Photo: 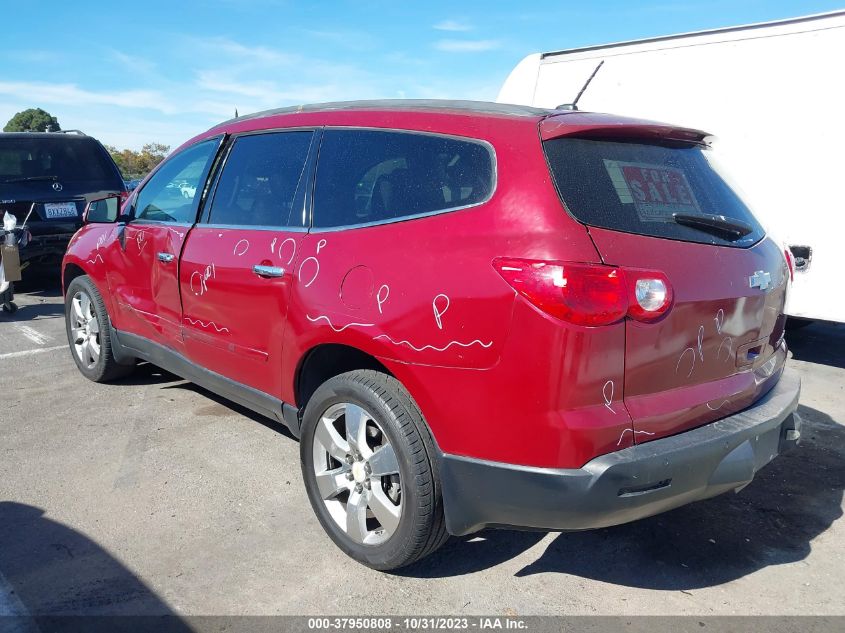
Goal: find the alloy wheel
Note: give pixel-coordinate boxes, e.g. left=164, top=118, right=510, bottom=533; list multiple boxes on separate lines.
left=70, top=290, right=101, bottom=370
left=311, top=402, right=402, bottom=546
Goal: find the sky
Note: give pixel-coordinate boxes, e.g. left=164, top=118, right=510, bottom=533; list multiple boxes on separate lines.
left=1, top=0, right=841, bottom=150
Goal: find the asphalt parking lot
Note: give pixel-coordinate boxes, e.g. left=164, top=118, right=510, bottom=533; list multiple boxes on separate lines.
left=1, top=272, right=843, bottom=617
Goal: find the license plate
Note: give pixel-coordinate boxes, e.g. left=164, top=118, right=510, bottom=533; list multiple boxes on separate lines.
left=44, top=202, right=78, bottom=219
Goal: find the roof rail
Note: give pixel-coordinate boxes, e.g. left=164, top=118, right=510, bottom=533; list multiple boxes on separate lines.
left=55, top=129, right=86, bottom=135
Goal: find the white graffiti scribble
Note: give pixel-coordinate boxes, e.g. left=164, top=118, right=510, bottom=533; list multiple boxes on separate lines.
left=602, top=380, right=615, bottom=413
left=706, top=400, right=731, bottom=411
left=433, top=294, right=450, bottom=330
left=184, top=317, right=229, bottom=333
left=374, top=334, right=492, bottom=353
left=677, top=323, right=706, bottom=378
left=714, top=308, right=725, bottom=334
left=306, top=314, right=374, bottom=332
left=135, top=230, right=147, bottom=253
left=277, top=237, right=297, bottom=265
left=675, top=346, right=696, bottom=377
left=95, top=234, right=107, bottom=250
left=299, top=257, right=319, bottom=288
left=86, top=254, right=104, bottom=265
left=696, top=325, right=705, bottom=362
left=317, top=238, right=327, bottom=254
left=377, top=284, right=390, bottom=314
left=270, top=237, right=277, bottom=254
left=190, top=263, right=216, bottom=296
left=716, top=336, right=734, bottom=362
left=616, top=428, right=657, bottom=446
left=233, top=239, right=249, bottom=256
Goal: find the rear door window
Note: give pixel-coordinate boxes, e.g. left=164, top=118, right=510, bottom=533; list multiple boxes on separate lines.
left=543, top=137, right=765, bottom=247
left=313, top=129, right=494, bottom=228
left=206, top=130, right=314, bottom=228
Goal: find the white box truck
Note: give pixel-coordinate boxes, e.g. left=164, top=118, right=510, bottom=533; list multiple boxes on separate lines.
left=498, top=10, right=845, bottom=323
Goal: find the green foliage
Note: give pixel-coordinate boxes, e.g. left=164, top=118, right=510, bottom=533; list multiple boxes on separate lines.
left=3, top=108, right=61, bottom=132
left=105, top=143, right=171, bottom=180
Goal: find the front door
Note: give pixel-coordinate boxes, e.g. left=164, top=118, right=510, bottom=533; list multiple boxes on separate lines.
left=109, top=138, right=221, bottom=349
left=179, top=129, right=317, bottom=397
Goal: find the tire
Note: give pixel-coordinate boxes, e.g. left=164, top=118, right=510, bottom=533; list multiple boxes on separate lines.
left=65, top=275, right=134, bottom=382
left=300, top=370, right=448, bottom=570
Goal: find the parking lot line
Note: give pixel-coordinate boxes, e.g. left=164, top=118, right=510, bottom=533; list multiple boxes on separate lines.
left=0, top=345, right=67, bottom=361
left=12, top=325, right=51, bottom=346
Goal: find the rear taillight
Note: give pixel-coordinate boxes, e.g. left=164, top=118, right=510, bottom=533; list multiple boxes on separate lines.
left=625, top=269, right=673, bottom=322
left=493, top=258, right=673, bottom=326
left=783, top=247, right=795, bottom=282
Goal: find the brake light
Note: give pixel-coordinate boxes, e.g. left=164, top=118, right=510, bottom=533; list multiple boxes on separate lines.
left=493, top=258, right=673, bottom=326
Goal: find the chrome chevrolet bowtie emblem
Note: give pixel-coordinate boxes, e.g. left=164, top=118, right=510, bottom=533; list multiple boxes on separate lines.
left=749, top=270, right=772, bottom=290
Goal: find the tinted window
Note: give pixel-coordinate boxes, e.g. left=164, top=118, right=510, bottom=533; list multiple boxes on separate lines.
left=313, top=130, right=494, bottom=228
left=543, top=137, right=765, bottom=247
left=207, top=131, right=313, bottom=228
left=0, top=137, right=119, bottom=184
left=135, top=139, right=218, bottom=224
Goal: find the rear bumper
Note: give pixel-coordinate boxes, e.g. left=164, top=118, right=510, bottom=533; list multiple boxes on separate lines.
left=440, top=367, right=801, bottom=536
left=20, top=231, right=74, bottom=263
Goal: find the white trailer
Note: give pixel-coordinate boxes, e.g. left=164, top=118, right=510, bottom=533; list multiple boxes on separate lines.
left=498, top=10, right=845, bottom=323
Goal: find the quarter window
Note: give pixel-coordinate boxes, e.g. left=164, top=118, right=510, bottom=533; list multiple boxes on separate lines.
left=313, top=129, right=494, bottom=228
left=134, top=139, right=219, bottom=224
left=207, top=131, right=314, bottom=228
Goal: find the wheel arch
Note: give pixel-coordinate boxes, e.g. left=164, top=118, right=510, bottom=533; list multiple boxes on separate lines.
left=294, top=343, right=394, bottom=411
left=62, top=262, right=87, bottom=298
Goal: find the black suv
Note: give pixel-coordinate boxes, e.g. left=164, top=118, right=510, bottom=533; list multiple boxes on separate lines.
left=0, top=131, right=125, bottom=270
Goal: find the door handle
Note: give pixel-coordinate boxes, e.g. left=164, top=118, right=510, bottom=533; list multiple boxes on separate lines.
left=253, top=264, right=285, bottom=278
left=157, top=252, right=175, bottom=263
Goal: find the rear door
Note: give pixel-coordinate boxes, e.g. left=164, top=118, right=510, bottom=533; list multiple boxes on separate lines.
left=543, top=131, right=789, bottom=442
left=179, top=128, right=317, bottom=397
left=109, top=138, right=220, bottom=348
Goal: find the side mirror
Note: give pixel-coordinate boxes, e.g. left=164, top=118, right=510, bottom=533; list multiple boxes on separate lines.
left=83, top=195, right=122, bottom=224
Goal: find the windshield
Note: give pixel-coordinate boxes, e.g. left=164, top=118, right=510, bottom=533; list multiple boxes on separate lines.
left=543, top=137, right=765, bottom=247
left=0, top=137, right=119, bottom=183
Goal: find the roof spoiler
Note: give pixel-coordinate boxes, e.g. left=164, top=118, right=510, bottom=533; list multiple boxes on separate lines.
left=540, top=112, right=710, bottom=145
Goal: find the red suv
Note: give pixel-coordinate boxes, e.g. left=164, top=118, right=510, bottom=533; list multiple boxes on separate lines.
left=62, top=101, right=801, bottom=570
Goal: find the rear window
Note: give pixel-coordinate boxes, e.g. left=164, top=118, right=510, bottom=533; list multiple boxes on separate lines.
left=543, top=137, right=765, bottom=247
left=313, top=129, right=494, bottom=229
left=0, top=137, right=118, bottom=183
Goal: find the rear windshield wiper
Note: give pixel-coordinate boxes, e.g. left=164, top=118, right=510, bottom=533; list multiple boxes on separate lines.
left=0, top=175, right=58, bottom=184
left=672, top=213, right=754, bottom=241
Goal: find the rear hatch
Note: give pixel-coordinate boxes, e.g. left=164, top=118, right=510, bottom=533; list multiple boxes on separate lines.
left=0, top=134, right=124, bottom=236
left=542, top=114, right=789, bottom=443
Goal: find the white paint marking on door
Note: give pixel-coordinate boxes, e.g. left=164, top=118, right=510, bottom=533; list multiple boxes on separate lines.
left=13, top=324, right=51, bottom=346
left=0, top=345, right=67, bottom=360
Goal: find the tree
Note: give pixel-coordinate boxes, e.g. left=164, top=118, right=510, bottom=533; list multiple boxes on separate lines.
left=3, top=108, right=61, bottom=132
left=105, top=143, right=171, bottom=180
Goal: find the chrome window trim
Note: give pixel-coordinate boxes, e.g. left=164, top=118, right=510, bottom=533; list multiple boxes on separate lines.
left=201, top=223, right=309, bottom=233
left=311, top=126, right=498, bottom=232
left=129, top=219, right=193, bottom=228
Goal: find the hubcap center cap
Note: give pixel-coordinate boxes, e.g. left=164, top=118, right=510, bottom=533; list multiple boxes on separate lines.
left=351, top=461, right=367, bottom=484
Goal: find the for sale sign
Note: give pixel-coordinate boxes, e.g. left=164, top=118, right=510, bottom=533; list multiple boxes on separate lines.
left=604, top=160, right=701, bottom=222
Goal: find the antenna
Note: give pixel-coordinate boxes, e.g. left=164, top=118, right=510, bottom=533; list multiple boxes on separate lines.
left=556, top=60, right=605, bottom=111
